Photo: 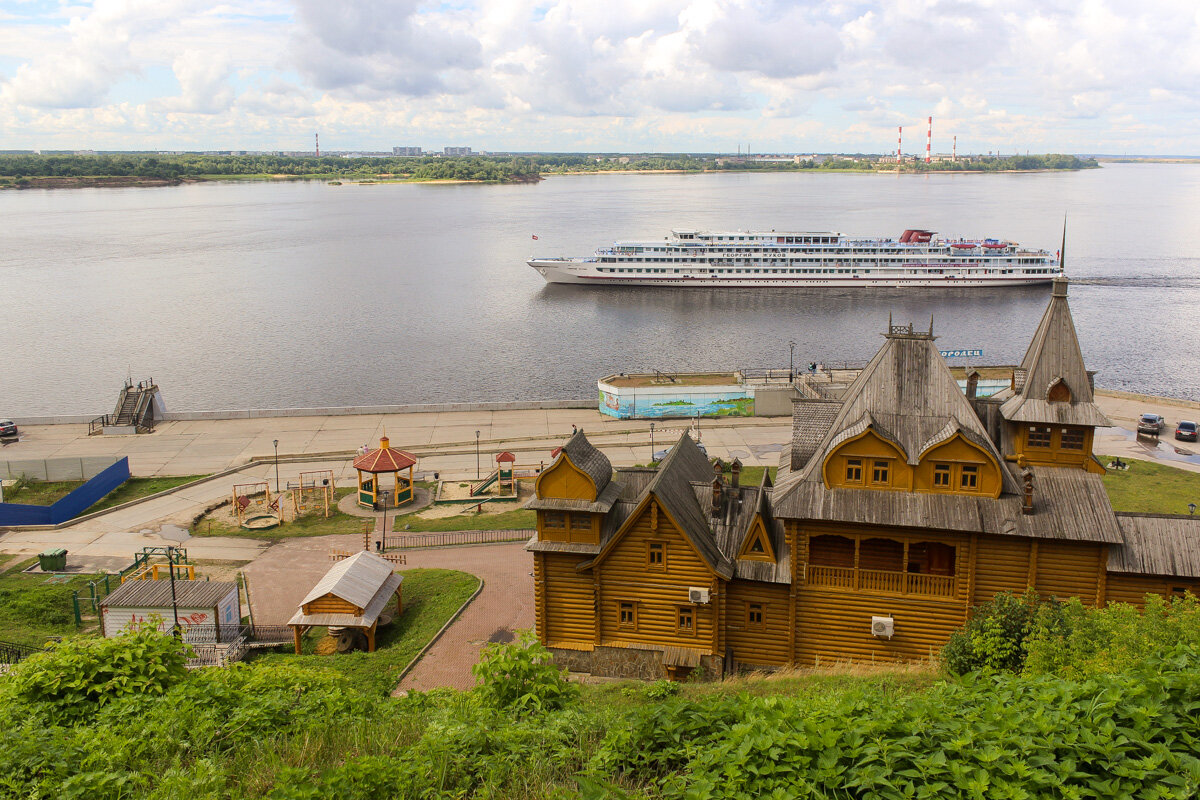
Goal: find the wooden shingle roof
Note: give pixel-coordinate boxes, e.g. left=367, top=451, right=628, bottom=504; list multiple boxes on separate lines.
left=790, top=399, right=843, bottom=470
left=1111, top=513, right=1200, bottom=578
left=559, top=430, right=613, bottom=494
left=781, top=324, right=1018, bottom=494
left=299, top=550, right=398, bottom=610
left=999, top=278, right=1111, bottom=427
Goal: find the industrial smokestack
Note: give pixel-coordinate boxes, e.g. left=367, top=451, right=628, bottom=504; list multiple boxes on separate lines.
left=926, top=117, right=932, bottom=163
left=315, top=132, right=320, bottom=158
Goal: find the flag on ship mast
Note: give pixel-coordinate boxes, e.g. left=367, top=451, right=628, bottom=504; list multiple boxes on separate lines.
left=532, top=234, right=539, bottom=240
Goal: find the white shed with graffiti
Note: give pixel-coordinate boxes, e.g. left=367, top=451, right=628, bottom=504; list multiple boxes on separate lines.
left=100, top=580, right=240, bottom=641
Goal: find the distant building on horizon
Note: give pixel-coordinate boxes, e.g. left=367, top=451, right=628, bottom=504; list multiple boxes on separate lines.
left=393, top=146, right=423, bottom=156
left=443, top=146, right=472, bottom=156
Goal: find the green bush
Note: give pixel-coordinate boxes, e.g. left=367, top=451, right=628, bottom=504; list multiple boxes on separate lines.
left=942, top=589, right=1058, bottom=674
left=5, top=626, right=188, bottom=723
left=1025, top=593, right=1200, bottom=679
left=471, top=632, right=578, bottom=714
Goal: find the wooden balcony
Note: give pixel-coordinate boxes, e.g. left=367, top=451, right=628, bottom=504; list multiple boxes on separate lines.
left=805, top=564, right=955, bottom=597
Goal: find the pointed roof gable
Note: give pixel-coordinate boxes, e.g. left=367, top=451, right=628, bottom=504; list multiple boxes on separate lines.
left=581, top=432, right=733, bottom=578
left=1000, top=277, right=1111, bottom=427
left=558, top=429, right=613, bottom=494
left=781, top=321, right=1017, bottom=494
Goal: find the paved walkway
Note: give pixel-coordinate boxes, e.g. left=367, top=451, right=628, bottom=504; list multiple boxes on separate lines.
left=240, top=535, right=532, bottom=691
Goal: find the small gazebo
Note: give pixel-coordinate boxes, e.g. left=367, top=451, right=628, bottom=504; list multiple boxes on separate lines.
left=354, top=435, right=418, bottom=509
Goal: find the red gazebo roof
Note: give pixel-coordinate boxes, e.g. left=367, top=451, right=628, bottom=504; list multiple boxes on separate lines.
left=496, top=451, right=516, bottom=463
left=354, top=436, right=417, bottom=473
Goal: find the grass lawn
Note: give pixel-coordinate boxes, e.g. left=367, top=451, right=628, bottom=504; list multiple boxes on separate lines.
left=251, top=568, right=479, bottom=696
left=0, top=558, right=105, bottom=646
left=1100, top=456, right=1200, bottom=515
left=2, top=475, right=207, bottom=513
left=389, top=506, right=534, bottom=532
left=636, top=463, right=776, bottom=486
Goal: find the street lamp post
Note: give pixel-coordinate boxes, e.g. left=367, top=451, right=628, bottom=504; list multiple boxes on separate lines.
left=650, top=422, right=656, bottom=463
left=789, top=340, right=796, bottom=382
left=475, top=430, right=481, bottom=479
left=272, top=439, right=280, bottom=494
left=167, top=545, right=181, bottom=639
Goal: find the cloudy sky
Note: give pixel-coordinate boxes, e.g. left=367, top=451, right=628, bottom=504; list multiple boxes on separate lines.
left=1, top=0, right=1197, bottom=154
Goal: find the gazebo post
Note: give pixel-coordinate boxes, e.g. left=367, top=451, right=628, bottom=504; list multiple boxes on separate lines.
left=292, top=625, right=303, bottom=655
left=367, top=623, right=377, bottom=652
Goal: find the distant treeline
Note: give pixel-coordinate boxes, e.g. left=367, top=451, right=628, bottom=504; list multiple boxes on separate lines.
left=0, top=152, right=1099, bottom=185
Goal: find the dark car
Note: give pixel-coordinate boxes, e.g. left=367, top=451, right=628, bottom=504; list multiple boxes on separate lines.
left=0, top=420, right=16, bottom=437
left=1176, top=421, right=1198, bottom=442
left=1137, top=413, right=1166, bottom=436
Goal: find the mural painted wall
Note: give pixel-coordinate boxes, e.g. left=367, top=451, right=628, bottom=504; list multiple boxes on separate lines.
left=598, top=383, right=754, bottom=419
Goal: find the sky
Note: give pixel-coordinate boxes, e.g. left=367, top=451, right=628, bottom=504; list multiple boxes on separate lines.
left=1, top=0, right=1198, bottom=154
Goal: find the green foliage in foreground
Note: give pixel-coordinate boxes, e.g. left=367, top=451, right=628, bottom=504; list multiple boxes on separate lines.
left=3, top=597, right=1200, bottom=798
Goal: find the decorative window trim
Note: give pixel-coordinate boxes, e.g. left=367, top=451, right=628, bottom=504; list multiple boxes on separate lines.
left=932, top=463, right=951, bottom=487
left=871, top=459, right=891, bottom=486
left=618, top=601, right=638, bottom=630
left=745, top=602, right=765, bottom=629
left=845, top=458, right=864, bottom=484
left=646, top=541, right=666, bottom=571
left=676, top=605, right=695, bottom=636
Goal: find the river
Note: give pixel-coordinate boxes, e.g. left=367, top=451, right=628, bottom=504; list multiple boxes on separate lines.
left=2, top=163, right=1198, bottom=416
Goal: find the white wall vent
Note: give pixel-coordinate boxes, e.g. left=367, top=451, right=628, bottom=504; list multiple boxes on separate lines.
left=688, top=587, right=711, bottom=604
left=871, top=616, right=894, bottom=638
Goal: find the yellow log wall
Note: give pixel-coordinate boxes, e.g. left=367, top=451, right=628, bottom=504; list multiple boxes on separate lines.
left=542, top=552, right=595, bottom=647
left=724, top=581, right=791, bottom=666
left=1105, top=574, right=1200, bottom=607
left=971, top=536, right=1033, bottom=606
left=1033, top=540, right=1103, bottom=605
left=794, top=590, right=965, bottom=665
left=303, top=595, right=359, bottom=615
left=595, top=500, right=716, bottom=652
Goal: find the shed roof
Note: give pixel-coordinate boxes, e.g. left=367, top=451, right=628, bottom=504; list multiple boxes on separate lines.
left=287, top=572, right=403, bottom=629
left=102, top=580, right=237, bottom=609
left=999, top=278, right=1111, bottom=427
left=299, top=550, right=399, bottom=609
left=1110, top=513, right=1200, bottom=578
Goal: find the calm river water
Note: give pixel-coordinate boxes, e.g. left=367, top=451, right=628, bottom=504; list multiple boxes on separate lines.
left=2, top=164, right=1199, bottom=416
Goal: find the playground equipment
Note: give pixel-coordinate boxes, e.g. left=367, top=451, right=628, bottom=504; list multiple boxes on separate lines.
left=232, top=482, right=281, bottom=529
left=121, top=562, right=196, bottom=583
left=354, top=435, right=417, bottom=509
left=293, top=470, right=335, bottom=518
left=469, top=451, right=544, bottom=497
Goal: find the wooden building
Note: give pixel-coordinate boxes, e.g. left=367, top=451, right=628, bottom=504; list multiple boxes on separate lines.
left=287, top=551, right=403, bottom=653
left=527, top=278, right=1200, bottom=679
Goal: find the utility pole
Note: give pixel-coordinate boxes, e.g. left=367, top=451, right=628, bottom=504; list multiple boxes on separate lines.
left=475, top=430, right=481, bottom=479
left=167, top=545, right=181, bottom=638
left=789, top=340, right=796, bottom=382
left=650, top=422, right=656, bottom=463
left=272, top=439, right=280, bottom=494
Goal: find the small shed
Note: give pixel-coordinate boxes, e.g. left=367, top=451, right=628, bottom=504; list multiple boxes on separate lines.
left=286, top=551, right=403, bottom=653
left=100, top=580, right=240, bottom=640
left=354, top=434, right=418, bottom=509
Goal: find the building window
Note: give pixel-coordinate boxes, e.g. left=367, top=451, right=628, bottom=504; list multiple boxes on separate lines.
left=1027, top=426, right=1052, bottom=448
left=647, top=542, right=666, bottom=570
left=845, top=458, right=863, bottom=483
left=619, top=602, right=637, bottom=629
left=933, top=463, right=951, bottom=487
left=746, top=602, right=765, bottom=628
left=871, top=460, right=890, bottom=485
left=960, top=465, right=979, bottom=490
left=544, top=511, right=566, bottom=528
left=1060, top=428, right=1085, bottom=450
left=569, top=514, right=591, bottom=532
left=676, top=606, right=694, bottom=635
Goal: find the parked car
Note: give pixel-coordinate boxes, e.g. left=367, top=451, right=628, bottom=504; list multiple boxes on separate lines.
left=0, top=420, right=16, bottom=437
left=653, top=442, right=707, bottom=462
left=1176, top=421, right=1198, bottom=442
left=1137, top=413, right=1166, bottom=436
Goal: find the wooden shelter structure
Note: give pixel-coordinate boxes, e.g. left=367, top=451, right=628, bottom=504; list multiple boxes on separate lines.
left=286, top=551, right=403, bottom=653
left=354, top=435, right=417, bottom=509
left=526, top=277, right=1200, bottom=680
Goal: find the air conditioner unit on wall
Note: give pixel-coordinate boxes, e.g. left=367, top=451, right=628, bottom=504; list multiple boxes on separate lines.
left=688, top=587, right=711, bottom=604
left=871, top=616, right=894, bottom=638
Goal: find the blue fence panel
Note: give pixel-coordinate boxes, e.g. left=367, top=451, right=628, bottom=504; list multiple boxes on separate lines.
left=48, top=458, right=130, bottom=524
left=0, top=457, right=130, bottom=526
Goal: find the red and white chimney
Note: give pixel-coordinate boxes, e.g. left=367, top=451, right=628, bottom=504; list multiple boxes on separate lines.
left=926, top=117, right=932, bottom=163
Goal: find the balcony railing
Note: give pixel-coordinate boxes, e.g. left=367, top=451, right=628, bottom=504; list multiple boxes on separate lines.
left=805, top=564, right=955, bottom=597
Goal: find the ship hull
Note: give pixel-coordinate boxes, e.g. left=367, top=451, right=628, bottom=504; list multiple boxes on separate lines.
left=529, top=259, right=1058, bottom=288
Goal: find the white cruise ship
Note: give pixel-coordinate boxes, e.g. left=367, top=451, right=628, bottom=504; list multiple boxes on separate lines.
left=528, top=228, right=1061, bottom=287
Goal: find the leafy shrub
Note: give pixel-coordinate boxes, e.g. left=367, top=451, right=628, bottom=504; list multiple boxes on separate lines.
left=472, top=632, right=578, bottom=714
left=1025, top=594, right=1200, bottom=679
left=5, top=626, right=188, bottom=722
left=942, top=589, right=1060, bottom=674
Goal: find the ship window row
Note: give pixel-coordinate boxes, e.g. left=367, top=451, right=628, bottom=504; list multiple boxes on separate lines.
left=596, top=266, right=1044, bottom=276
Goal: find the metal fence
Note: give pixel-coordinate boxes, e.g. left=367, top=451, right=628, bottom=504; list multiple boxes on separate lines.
left=389, top=529, right=533, bottom=549
left=0, top=639, right=45, bottom=666
left=0, top=457, right=131, bottom=525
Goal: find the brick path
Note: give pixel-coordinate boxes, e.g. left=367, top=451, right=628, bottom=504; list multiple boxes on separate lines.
left=241, top=536, right=533, bottom=691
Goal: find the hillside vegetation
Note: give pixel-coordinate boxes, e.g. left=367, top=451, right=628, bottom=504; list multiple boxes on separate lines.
left=2, top=593, right=1199, bottom=798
